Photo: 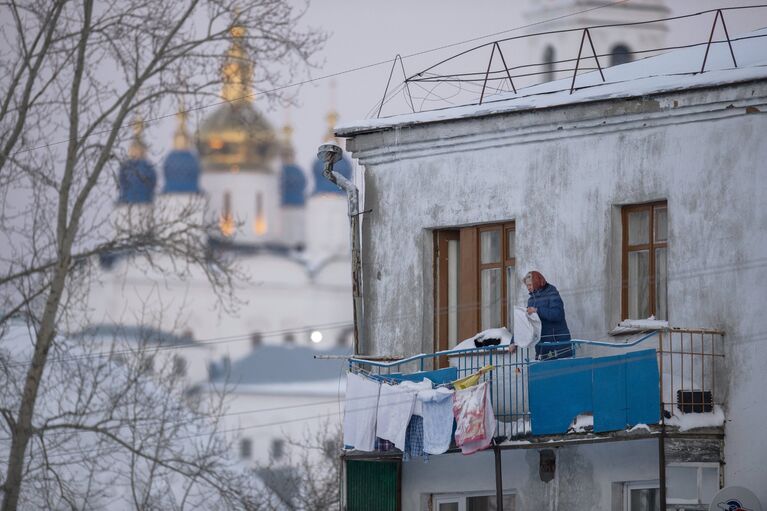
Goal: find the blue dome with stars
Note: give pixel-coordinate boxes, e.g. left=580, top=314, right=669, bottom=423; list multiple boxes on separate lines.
left=118, top=158, right=157, bottom=204
left=163, top=150, right=200, bottom=194
left=281, top=163, right=306, bottom=206
left=311, top=154, right=352, bottom=195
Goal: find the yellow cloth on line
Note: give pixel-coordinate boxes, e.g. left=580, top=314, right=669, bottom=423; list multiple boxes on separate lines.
left=452, top=364, right=494, bottom=390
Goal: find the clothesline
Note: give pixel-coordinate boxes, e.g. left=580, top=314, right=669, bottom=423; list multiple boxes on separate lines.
left=343, top=365, right=498, bottom=459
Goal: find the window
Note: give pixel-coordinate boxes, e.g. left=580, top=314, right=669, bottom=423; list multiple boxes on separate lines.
left=624, top=481, right=660, bottom=511
left=433, top=491, right=516, bottom=511
left=620, top=465, right=719, bottom=510
left=270, top=438, right=284, bottom=460
left=542, top=45, right=556, bottom=83
left=219, top=191, right=235, bottom=237
left=172, top=355, right=187, bottom=377
left=239, top=438, right=253, bottom=459
left=666, top=463, right=719, bottom=507
left=621, top=201, right=667, bottom=320
left=435, top=223, right=516, bottom=354
left=610, top=44, right=633, bottom=66
left=253, top=191, right=267, bottom=235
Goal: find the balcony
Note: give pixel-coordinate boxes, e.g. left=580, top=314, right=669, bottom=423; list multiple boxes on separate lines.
left=347, top=326, right=725, bottom=450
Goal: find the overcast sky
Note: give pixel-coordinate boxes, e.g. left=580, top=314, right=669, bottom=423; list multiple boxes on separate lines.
left=102, top=0, right=767, bottom=186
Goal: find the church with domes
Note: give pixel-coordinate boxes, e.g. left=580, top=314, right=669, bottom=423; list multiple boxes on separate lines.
left=89, top=23, right=355, bottom=384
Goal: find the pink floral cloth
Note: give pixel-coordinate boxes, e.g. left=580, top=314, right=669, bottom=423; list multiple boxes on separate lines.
left=452, top=382, right=495, bottom=454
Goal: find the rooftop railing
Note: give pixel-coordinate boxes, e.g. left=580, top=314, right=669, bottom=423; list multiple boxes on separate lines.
left=372, top=5, right=767, bottom=118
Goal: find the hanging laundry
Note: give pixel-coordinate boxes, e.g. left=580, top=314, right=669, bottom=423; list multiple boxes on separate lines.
left=404, top=415, right=425, bottom=460
left=375, top=437, right=395, bottom=452
left=453, top=381, right=496, bottom=455
left=419, top=386, right=455, bottom=455
left=376, top=379, right=432, bottom=450
left=343, top=372, right=381, bottom=452
left=452, top=364, right=494, bottom=391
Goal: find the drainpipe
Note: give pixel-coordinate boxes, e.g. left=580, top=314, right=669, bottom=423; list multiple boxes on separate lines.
left=317, top=143, right=364, bottom=355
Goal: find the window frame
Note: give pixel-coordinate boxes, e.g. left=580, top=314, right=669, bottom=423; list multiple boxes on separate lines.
left=621, top=201, right=668, bottom=320
left=623, top=480, right=660, bottom=511
left=432, top=490, right=517, bottom=511
left=665, top=462, right=720, bottom=506
left=434, top=222, right=516, bottom=357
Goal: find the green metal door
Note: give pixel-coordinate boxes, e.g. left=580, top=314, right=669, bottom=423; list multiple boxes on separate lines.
left=345, top=460, right=400, bottom=511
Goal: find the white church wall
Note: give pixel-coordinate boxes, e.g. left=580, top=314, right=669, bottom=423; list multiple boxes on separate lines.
left=202, top=171, right=281, bottom=243
left=305, top=195, right=350, bottom=256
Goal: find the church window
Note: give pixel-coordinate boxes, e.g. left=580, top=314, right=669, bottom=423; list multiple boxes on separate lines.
left=542, top=45, right=556, bottom=83
left=610, top=44, right=633, bottom=66
left=240, top=438, right=253, bottom=459
left=172, top=355, right=187, bottom=377
left=253, top=192, right=268, bottom=235
left=270, top=438, right=284, bottom=460
left=219, top=191, right=235, bottom=237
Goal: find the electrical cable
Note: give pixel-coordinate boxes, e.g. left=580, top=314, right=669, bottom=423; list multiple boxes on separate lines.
left=8, top=0, right=634, bottom=158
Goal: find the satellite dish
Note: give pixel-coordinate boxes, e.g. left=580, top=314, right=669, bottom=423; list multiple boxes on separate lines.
left=709, top=486, right=762, bottom=511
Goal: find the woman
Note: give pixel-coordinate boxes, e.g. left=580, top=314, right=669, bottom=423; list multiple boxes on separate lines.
left=524, top=271, right=573, bottom=360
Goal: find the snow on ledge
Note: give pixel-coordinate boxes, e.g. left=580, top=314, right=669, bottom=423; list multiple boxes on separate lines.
left=617, top=318, right=669, bottom=331
left=666, top=406, right=725, bottom=431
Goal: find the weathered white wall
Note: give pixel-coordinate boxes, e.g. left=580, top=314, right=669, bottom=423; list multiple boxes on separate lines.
left=402, top=439, right=659, bottom=510
left=345, top=80, right=767, bottom=503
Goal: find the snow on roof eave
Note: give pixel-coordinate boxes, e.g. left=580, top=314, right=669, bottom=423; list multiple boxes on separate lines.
left=336, top=28, right=767, bottom=137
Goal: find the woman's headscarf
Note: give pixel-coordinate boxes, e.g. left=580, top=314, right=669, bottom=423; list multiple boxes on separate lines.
left=525, top=270, right=547, bottom=291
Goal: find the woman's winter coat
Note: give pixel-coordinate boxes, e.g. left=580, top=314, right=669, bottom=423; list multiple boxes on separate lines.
left=527, top=283, right=573, bottom=359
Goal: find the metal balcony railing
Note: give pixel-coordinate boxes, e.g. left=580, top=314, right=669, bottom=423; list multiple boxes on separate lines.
left=347, top=326, right=725, bottom=443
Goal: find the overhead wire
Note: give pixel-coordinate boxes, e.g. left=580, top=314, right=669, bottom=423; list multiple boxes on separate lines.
left=9, top=0, right=632, bottom=158
left=4, top=256, right=767, bottom=368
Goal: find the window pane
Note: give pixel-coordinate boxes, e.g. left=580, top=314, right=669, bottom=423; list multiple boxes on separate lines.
left=630, top=488, right=659, bottom=511
left=481, top=268, right=502, bottom=329
left=481, top=230, right=501, bottom=264
left=506, top=229, right=515, bottom=259
left=448, top=240, right=460, bottom=348
left=654, top=206, right=668, bottom=242
left=467, top=495, right=516, bottom=511
left=667, top=466, right=698, bottom=501
left=506, top=266, right=516, bottom=331
left=627, top=250, right=650, bottom=319
left=439, top=503, right=459, bottom=511
left=628, top=210, right=650, bottom=245
left=655, top=247, right=668, bottom=320
left=700, top=467, right=719, bottom=504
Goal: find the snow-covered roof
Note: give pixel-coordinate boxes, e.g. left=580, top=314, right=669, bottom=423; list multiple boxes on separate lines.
left=211, top=343, right=351, bottom=387
left=336, top=28, right=767, bottom=136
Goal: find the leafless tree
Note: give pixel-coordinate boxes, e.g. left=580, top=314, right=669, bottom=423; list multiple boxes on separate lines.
left=256, top=421, right=342, bottom=511
left=1, top=320, right=288, bottom=509
left=0, top=0, right=324, bottom=509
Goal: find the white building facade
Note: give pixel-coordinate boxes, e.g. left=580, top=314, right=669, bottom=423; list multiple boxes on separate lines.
left=337, top=26, right=767, bottom=511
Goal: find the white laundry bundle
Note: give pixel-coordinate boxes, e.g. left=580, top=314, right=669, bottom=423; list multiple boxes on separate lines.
left=513, top=306, right=542, bottom=348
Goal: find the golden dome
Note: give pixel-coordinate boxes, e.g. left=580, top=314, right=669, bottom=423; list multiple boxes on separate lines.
left=196, top=22, right=277, bottom=172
